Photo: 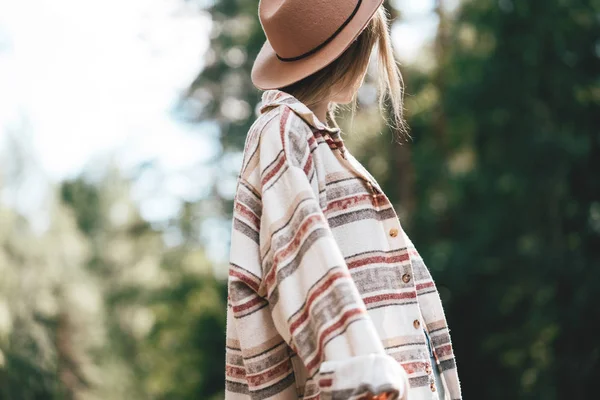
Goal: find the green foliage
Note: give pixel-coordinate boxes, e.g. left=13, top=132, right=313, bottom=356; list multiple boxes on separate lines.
left=0, top=168, right=227, bottom=400
left=184, top=0, right=265, bottom=151
left=401, top=1, right=600, bottom=398
left=141, top=271, right=227, bottom=399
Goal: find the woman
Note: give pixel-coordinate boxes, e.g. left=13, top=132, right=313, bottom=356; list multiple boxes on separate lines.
left=225, top=1, right=462, bottom=399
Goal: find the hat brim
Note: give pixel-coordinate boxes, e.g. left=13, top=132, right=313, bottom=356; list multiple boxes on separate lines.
left=251, top=0, right=385, bottom=90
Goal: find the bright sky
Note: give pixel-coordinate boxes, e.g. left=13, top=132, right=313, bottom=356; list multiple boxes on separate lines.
left=0, top=0, right=455, bottom=261
left=0, top=0, right=215, bottom=227
left=0, top=0, right=214, bottom=176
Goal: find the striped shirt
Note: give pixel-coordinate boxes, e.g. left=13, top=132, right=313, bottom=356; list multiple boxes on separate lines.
left=225, top=89, right=462, bottom=400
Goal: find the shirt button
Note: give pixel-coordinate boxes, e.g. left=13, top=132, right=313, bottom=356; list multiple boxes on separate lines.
left=425, top=364, right=432, bottom=375
left=402, top=273, right=411, bottom=283
left=430, top=381, right=437, bottom=392
left=389, top=228, right=399, bottom=237
left=413, top=319, right=421, bottom=329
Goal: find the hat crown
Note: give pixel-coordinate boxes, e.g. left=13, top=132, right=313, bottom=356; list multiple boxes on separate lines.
left=259, top=0, right=360, bottom=60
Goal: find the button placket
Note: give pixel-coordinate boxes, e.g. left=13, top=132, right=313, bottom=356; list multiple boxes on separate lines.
left=343, top=149, right=425, bottom=384
left=337, top=149, right=419, bottom=343
left=425, top=364, right=432, bottom=375
left=430, top=381, right=437, bottom=392
left=364, top=180, right=380, bottom=207
left=336, top=151, right=384, bottom=211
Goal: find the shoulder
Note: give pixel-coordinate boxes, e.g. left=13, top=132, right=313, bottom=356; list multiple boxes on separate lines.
left=250, top=104, right=314, bottom=169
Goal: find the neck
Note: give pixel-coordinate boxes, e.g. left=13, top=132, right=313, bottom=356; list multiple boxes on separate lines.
left=309, top=101, right=331, bottom=127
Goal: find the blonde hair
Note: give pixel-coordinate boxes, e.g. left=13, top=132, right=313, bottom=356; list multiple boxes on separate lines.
left=280, top=6, right=409, bottom=140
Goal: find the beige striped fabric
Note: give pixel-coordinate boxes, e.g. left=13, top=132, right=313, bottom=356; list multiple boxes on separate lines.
left=225, top=89, right=462, bottom=400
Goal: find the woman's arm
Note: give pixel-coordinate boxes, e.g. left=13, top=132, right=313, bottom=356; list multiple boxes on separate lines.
left=251, top=110, right=409, bottom=399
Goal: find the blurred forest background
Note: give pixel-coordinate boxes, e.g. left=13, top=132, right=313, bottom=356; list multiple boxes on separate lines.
left=1, top=0, right=599, bottom=399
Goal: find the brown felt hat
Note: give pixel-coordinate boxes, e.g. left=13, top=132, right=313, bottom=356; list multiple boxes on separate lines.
left=251, top=0, right=385, bottom=90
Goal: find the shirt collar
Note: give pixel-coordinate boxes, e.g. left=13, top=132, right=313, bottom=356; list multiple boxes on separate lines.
left=258, top=89, right=346, bottom=152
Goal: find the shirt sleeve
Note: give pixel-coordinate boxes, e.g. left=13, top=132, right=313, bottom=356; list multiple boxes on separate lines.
left=256, top=109, right=410, bottom=399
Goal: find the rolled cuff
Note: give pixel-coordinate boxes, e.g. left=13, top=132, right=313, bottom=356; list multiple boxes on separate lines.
left=316, top=353, right=409, bottom=400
